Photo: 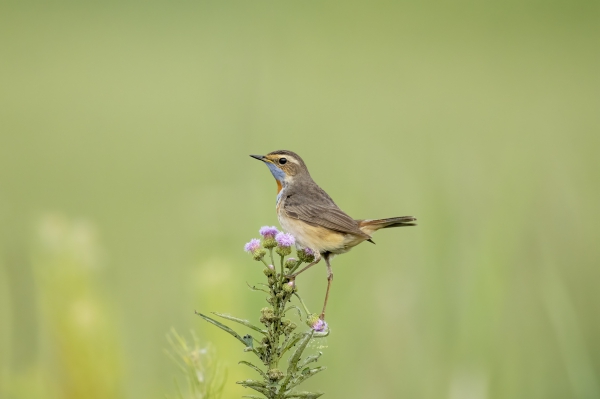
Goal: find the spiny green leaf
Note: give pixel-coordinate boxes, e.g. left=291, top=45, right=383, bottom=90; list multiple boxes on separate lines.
left=298, top=352, right=322, bottom=369
left=238, top=383, right=273, bottom=397
left=195, top=311, right=247, bottom=345
left=286, top=367, right=326, bottom=390
left=237, top=379, right=268, bottom=388
left=285, top=391, right=324, bottom=399
left=239, top=361, right=268, bottom=380
left=286, top=331, right=314, bottom=375
left=280, top=333, right=303, bottom=357
left=213, top=312, right=267, bottom=335
left=278, top=331, right=315, bottom=396
left=246, top=281, right=271, bottom=294
left=195, top=311, right=262, bottom=359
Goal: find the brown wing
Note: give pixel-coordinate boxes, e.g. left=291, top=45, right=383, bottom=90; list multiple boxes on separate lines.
left=283, top=197, right=370, bottom=238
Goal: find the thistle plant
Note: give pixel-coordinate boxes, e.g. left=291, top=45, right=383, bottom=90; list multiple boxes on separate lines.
left=195, top=226, right=329, bottom=399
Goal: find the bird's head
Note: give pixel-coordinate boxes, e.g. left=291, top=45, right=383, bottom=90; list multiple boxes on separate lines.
left=250, top=150, right=310, bottom=193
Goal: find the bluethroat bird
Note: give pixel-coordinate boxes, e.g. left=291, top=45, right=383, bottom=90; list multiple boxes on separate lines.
left=251, top=150, right=416, bottom=320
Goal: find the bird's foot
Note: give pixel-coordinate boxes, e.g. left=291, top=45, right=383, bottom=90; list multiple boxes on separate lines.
left=319, top=312, right=325, bottom=321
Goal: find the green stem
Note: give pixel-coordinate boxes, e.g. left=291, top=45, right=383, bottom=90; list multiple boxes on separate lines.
left=268, top=248, right=275, bottom=268
left=270, top=267, right=284, bottom=370
left=294, top=293, right=311, bottom=317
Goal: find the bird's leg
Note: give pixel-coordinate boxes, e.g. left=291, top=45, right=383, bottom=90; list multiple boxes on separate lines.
left=287, top=252, right=321, bottom=279
left=320, top=254, right=333, bottom=320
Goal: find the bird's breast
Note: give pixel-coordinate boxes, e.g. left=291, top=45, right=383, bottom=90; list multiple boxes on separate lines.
left=275, top=187, right=285, bottom=213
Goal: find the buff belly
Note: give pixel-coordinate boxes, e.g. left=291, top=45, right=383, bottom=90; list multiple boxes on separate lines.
left=278, top=213, right=366, bottom=255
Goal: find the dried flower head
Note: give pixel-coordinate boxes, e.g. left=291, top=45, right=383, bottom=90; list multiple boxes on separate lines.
left=312, top=319, right=328, bottom=332
left=267, top=368, right=284, bottom=382
left=306, top=314, right=328, bottom=332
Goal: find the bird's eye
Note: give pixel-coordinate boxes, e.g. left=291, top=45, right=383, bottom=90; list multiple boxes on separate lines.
left=278, top=158, right=287, bottom=165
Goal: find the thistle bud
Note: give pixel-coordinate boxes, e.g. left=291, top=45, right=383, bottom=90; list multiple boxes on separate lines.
left=267, top=368, right=284, bottom=382
left=260, top=307, right=277, bottom=324
left=260, top=307, right=273, bottom=315
left=263, top=237, right=277, bottom=249
left=297, top=247, right=315, bottom=263
left=283, top=280, right=295, bottom=293
left=263, top=264, right=275, bottom=276
left=253, top=249, right=267, bottom=261
left=284, top=258, right=297, bottom=270
left=275, top=246, right=292, bottom=257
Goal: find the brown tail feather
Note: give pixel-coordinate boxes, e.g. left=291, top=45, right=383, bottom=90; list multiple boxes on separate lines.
left=358, top=216, right=417, bottom=235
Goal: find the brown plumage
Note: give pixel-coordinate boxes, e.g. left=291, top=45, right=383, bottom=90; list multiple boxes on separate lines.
left=251, top=150, right=416, bottom=320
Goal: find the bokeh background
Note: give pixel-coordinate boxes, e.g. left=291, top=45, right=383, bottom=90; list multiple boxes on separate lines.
left=1, top=1, right=599, bottom=398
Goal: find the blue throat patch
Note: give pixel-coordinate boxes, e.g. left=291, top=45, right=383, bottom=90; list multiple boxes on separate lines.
left=266, top=162, right=286, bottom=183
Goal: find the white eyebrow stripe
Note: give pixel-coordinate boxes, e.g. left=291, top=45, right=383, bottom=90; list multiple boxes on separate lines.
left=283, top=156, right=298, bottom=164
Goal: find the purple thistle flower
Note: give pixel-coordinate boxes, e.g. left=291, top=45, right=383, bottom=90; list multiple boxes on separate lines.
left=304, top=247, right=314, bottom=256
left=244, top=238, right=261, bottom=253
left=311, top=318, right=328, bottom=332
left=275, top=232, right=295, bottom=248
left=259, top=226, right=279, bottom=239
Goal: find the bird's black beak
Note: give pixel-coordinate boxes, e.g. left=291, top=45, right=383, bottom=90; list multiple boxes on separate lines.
left=250, top=154, right=266, bottom=162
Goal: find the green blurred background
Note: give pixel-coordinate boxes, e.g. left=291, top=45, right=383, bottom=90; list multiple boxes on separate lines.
left=1, top=1, right=599, bottom=398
